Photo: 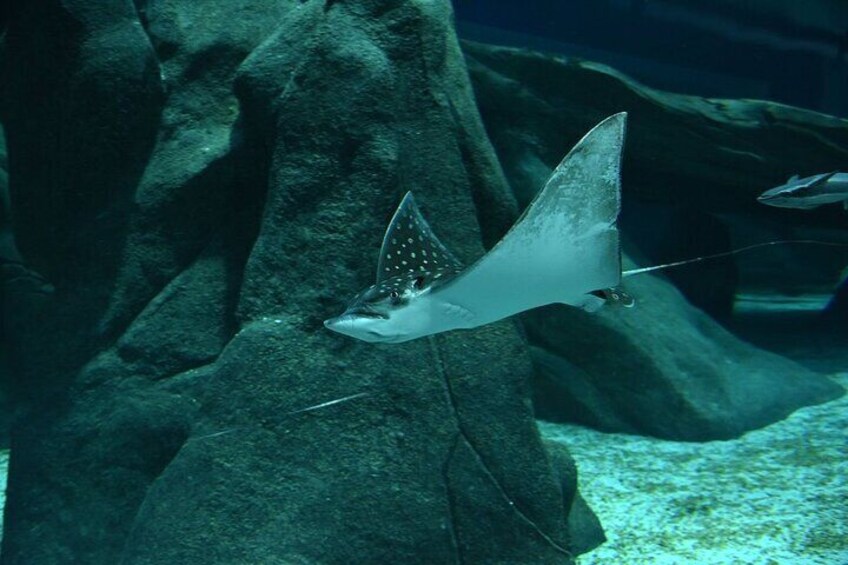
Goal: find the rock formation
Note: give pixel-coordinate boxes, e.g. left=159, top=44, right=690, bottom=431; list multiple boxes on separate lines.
left=0, top=1, right=597, bottom=562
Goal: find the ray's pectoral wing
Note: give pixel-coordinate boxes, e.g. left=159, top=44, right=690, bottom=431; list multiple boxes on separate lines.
left=376, top=192, right=462, bottom=282
left=437, top=113, right=627, bottom=326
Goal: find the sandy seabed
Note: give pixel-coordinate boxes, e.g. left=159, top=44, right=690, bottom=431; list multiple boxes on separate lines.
left=0, top=384, right=843, bottom=563
left=540, top=373, right=848, bottom=565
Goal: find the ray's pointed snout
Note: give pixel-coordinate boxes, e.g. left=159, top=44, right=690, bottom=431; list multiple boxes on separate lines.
left=324, top=315, right=341, bottom=331
left=324, top=314, right=353, bottom=336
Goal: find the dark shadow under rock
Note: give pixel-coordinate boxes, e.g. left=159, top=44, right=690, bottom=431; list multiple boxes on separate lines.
left=823, top=276, right=848, bottom=324
left=544, top=440, right=606, bottom=556
left=0, top=377, right=195, bottom=563
left=0, top=0, right=165, bottom=396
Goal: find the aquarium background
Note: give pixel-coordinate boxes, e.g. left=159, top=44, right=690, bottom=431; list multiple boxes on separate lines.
left=0, top=1, right=846, bottom=563
left=455, top=0, right=848, bottom=118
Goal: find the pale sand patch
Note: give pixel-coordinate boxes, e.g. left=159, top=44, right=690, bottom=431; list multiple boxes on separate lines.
left=540, top=373, right=848, bottom=565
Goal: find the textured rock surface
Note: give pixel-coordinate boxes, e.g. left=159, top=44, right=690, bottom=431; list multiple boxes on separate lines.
left=123, top=320, right=584, bottom=563
left=544, top=440, right=606, bottom=556
left=0, top=1, right=597, bottom=563
left=463, top=41, right=844, bottom=441
left=526, top=264, right=842, bottom=441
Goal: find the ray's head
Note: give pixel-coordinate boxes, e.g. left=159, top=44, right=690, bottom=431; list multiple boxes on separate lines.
left=324, top=191, right=464, bottom=343
left=324, top=268, right=453, bottom=343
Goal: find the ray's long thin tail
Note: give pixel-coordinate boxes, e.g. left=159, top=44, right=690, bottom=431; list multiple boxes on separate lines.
left=622, top=240, right=848, bottom=278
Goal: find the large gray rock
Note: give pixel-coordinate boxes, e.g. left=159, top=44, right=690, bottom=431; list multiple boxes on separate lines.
left=526, top=259, right=842, bottom=441
left=0, top=1, right=598, bottom=563
left=123, top=319, right=584, bottom=563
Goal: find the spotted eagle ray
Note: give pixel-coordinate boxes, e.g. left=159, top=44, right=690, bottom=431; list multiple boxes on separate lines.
left=324, top=113, right=628, bottom=343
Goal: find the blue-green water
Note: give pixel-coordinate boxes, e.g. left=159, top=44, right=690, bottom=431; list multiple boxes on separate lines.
left=1, top=1, right=846, bottom=563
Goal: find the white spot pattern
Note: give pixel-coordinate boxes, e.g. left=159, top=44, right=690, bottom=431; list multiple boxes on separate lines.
left=376, top=192, right=462, bottom=284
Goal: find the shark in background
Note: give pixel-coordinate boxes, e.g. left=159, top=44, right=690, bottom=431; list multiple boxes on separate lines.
left=757, top=171, right=848, bottom=210
left=325, top=113, right=629, bottom=344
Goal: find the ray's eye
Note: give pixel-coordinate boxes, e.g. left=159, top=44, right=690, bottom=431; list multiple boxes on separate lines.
left=389, top=290, right=400, bottom=303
